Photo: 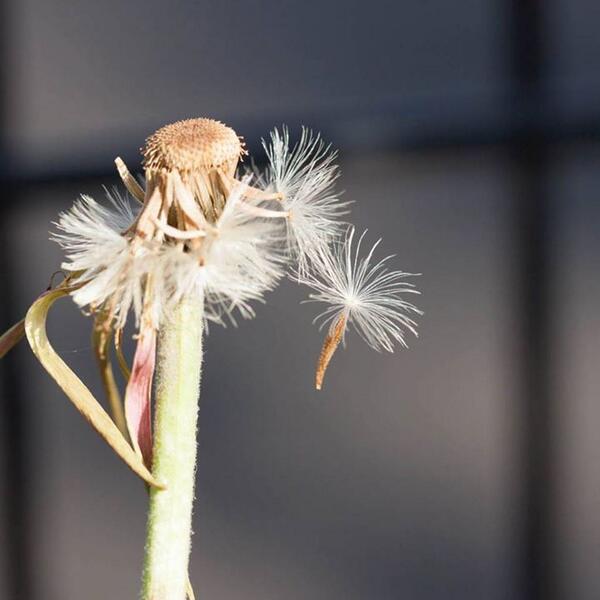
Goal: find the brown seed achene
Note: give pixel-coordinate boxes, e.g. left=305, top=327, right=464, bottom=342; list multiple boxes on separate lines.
left=315, top=313, right=347, bottom=390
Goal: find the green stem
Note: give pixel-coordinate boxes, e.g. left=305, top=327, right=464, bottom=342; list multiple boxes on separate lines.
left=141, top=300, right=204, bottom=600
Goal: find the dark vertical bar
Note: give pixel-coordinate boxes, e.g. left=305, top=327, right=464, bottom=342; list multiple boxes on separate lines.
left=512, top=141, right=558, bottom=600
left=0, top=211, right=35, bottom=600
left=0, top=0, right=35, bottom=598
left=509, top=2, right=559, bottom=600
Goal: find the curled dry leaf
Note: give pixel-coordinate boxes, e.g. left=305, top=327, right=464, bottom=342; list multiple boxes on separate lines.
left=25, top=287, right=164, bottom=489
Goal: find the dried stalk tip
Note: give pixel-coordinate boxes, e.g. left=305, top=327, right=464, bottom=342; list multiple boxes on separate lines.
left=142, top=118, right=245, bottom=173
left=315, top=314, right=347, bottom=390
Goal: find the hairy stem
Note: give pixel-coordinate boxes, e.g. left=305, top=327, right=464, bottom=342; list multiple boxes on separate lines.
left=141, top=300, right=204, bottom=600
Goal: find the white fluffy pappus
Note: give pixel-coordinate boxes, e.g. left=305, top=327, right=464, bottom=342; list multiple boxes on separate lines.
left=51, top=190, right=160, bottom=328
left=159, top=179, right=285, bottom=325
left=52, top=180, right=287, bottom=329
left=263, top=127, right=350, bottom=270
left=297, top=226, right=422, bottom=353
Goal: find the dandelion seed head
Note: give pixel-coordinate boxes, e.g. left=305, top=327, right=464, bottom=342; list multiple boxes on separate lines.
left=53, top=119, right=413, bottom=352
left=44, top=117, right=423, bottom=394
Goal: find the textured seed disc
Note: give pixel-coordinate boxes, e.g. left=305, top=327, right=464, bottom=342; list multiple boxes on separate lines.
left=142, top=118, right=243, bottom=172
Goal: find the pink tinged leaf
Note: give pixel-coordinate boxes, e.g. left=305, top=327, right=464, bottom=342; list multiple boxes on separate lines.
left=125, top=328, right=156, bottom=468
left=0, top=319, right=26, bottom=359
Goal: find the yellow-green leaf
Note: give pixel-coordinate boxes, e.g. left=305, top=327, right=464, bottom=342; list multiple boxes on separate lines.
left=25, top=288, right=164, bottom=489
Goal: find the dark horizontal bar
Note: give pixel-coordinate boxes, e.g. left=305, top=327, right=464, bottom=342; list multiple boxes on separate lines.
left=1, top=89, right=600, bottom=187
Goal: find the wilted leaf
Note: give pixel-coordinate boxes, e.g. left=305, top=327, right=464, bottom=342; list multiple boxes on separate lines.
left=25, top=287, right=164, bottom=489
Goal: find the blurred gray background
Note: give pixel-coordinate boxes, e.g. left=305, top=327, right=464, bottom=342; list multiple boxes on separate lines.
left=0, top=1, right=599, bottom=600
